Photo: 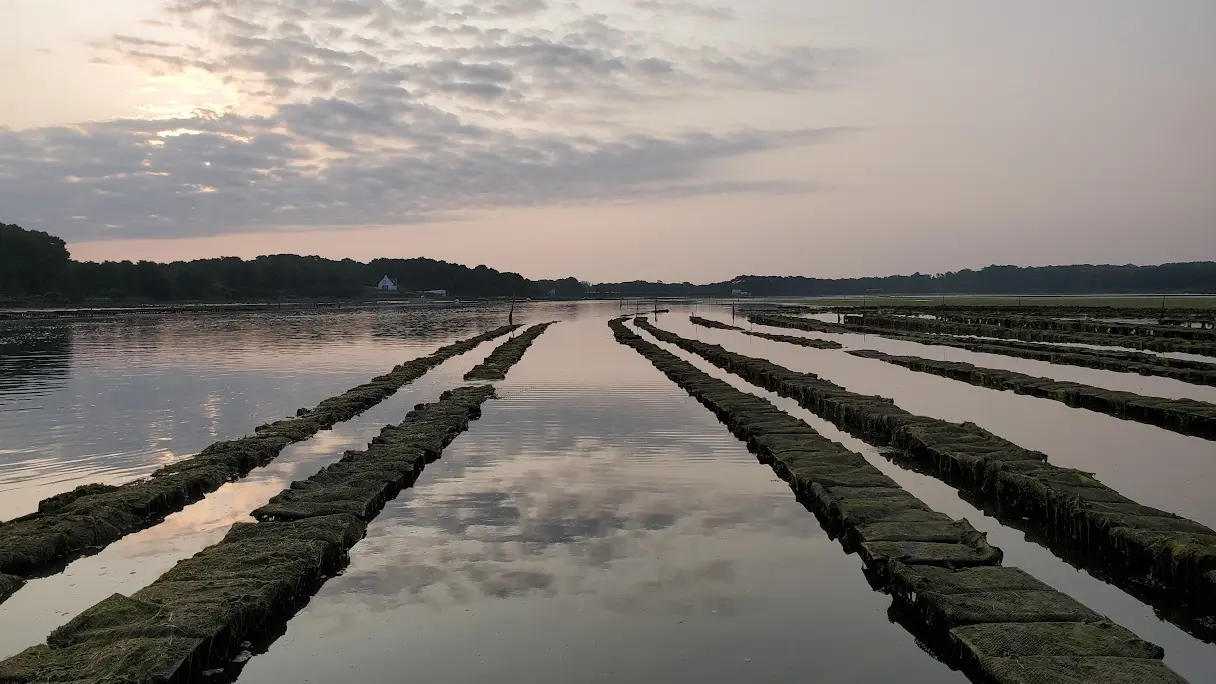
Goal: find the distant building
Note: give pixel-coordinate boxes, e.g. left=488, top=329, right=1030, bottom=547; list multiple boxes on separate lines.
left=547, top=288, right=557, bottom=297
left=423, top=289, right=447, bottom=297
left=731, top=288, right=749, bottom=297
left=377, top=276, right=398, bottom=292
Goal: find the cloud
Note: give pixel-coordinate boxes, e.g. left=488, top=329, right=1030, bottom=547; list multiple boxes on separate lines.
left=633, top=0, right=735, bottom=21
left=0, top=0, right=861, bottom=242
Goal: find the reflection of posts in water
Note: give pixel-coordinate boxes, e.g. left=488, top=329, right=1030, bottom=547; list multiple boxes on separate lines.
left=0, top=325, right=72, bottom=397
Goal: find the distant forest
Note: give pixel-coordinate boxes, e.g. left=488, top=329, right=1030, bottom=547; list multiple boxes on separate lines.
left=2, top=223, right=1214, bottom=304
left=594, top=263, right=1216, bottom=298
left=0, top=223, right=581, bottom=302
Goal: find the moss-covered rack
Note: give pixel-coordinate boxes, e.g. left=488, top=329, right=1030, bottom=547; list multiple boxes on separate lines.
left=613, top=318, right=1187, bottom=684
left=749, top=313, right=1216, bottom=387
left=464, top=322, right=554, bottom=381
left=634, top=317, right=1216, bottom=615
left=689, top=315, right=842, bottom=349
left=911, top=311, right=1216, bottom=342
left=843, top=313, right=1216, bottom=356
left=848, top=349, right=1216, bottom=440
left=0, top=324, right=550, bottom=681
left=0, top=385, right=495, bottom=683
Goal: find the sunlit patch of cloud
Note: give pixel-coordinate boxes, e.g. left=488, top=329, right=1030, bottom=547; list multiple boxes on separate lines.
left=0, top=0, right=862, bottom=241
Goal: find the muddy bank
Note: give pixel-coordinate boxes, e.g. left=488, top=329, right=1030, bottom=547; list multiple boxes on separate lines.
left=634, top=318, right=1216, bottom=614
left=0, top=383, right=499, bottom=683
left=848, top=350, right=1216, bottom=440
left=841, top=314, right=1216, bottom=356
left=612, top=318, right=1186, bottom=684
left=752, top=313, right=1216, bottom=386
left=464, top=323, right=554, bottom=381
left=691, top=315, right=842, bottom=349
left=0, top=325, right=518, bottom=594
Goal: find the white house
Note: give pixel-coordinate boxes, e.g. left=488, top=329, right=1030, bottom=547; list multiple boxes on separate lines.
left=377, top=276, right=398, bottom=292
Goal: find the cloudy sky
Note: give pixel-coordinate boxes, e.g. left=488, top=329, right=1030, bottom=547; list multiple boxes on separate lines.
left=1, top=1, right=1213, bottom=281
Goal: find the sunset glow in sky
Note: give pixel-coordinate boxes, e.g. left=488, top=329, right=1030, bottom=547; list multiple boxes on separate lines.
left=2, top=1, right=1213, bottom=281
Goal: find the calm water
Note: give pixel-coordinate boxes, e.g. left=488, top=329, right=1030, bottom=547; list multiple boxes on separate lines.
left=0, top=303, right=1213, bottom=682
left=0, top=306, right=511, bottom=520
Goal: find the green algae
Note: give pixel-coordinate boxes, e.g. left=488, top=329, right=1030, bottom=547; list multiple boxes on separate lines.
left=848, top=349, right=1216, bottom=440
left=464, top=322, right=555, bottom=381
left=0, top=324, right=517, bottom=599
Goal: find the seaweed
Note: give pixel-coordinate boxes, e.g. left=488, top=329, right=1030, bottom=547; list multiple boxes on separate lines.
left=633, top=317, right=1216, bottom=616
left=609, top=317, right=1186, bottom=684
left=0, top=324, right=518, bottom=596
left=847, top=349, right=1216, bottom=440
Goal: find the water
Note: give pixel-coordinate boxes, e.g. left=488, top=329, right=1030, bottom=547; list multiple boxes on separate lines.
left=0, top=306, right=512, bottom=521
left=236, top=311, right=959, bottom=684
left=1, top=302, right=1213, bottom=682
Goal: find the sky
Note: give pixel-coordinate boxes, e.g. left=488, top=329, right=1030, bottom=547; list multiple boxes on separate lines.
left=1, top=0, right=1213, bottom=282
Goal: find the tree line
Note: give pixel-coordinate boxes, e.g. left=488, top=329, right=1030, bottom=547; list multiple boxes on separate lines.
left=1, top=223, right=577, bottom=302
left=2, top=223, right=1213, bottom=304
left=590, top=263, right=1216, bottom=297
